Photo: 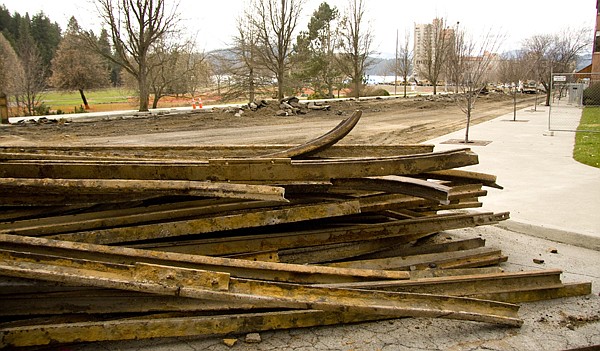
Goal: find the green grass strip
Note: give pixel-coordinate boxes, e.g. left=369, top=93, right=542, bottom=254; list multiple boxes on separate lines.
left=43, top=88, right=134, bottom=106
left=574, top=107, right=600, bottom=168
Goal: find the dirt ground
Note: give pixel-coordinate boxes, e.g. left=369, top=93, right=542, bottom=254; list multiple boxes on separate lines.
left=1, top=93, right=538, bottom=147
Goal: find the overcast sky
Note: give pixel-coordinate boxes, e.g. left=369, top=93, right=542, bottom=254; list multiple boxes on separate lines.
left=2, top=0, right=597, bottom=57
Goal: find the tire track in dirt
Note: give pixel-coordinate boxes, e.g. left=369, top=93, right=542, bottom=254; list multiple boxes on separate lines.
left=339, top=96, right=539, bottom=145
left=1, top=95, right=539, bottom=147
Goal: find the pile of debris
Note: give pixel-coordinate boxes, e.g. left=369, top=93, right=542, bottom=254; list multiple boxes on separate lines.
left=217, top=97, right=331, bottom=117
left=0, top=111, right=591, bottom=348
left=277, top=96, right=331, bottom=115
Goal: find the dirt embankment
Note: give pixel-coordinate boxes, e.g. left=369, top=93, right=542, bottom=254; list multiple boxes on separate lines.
left=0, top=94, right=538, bottom=147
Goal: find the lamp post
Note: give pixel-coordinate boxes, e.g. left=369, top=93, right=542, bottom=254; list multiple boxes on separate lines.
left=394, top=29, right=398, bottom=96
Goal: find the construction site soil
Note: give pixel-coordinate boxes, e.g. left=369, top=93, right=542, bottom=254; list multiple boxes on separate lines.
left=1, top=93, right=538, bottom=146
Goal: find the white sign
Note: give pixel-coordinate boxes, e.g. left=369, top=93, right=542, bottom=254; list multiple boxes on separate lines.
left=553, top=75, right=567, bottom=82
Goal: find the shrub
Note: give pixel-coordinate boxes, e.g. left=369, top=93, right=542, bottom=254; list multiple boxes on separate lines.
left=308, top=91, right=332, bottom=100
left=583, top=82, right=600, bottom=105
left=33, top=103, right=51, bottom=116
left=367, top=88, right=390, bottom=97
left=359, top=86, right=390, bottom=97
left=73, top=105, right=87, bottom=113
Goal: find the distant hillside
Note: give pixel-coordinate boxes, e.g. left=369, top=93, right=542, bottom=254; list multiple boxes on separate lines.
left=207, top=49, right=593, bottom=77
left=577, top=53, right=592, bottom=71
left=366, top=57, right=394, bottom=76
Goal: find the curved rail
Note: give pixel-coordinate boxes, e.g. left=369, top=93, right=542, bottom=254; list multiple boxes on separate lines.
left=259, top=110, right=362, bottom=159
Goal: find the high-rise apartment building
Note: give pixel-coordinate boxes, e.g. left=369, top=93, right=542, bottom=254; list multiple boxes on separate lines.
left=413, top=18, right=454, bottom=82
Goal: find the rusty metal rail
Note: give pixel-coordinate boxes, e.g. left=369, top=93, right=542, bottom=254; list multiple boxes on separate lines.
left=0, top=246, right=524, bottom=327
left=312, top=269, right=592, bottom=303
left=131, top=212, right=508, bottom=259
left=259, top=110, right=362, bottom=158
left=0, top=110, right=592, bottom=348
left=47, top=200, right=361, bottom=245
left=324, top=247, right=508, bottom=270
left=0, top=234, right=409, bottom=284
left=0, top=144, right=435, bottom=160
left=0, top=149, right=478, bottom=181
left=0, top=178, right=288, bottom=206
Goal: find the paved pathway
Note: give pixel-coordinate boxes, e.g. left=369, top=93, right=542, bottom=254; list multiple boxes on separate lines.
left=427, top=105, right=600, bottom=249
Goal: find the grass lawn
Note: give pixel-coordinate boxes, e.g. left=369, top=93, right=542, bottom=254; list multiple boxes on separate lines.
left=40, top=88, right=200, bottom=113
left=42, top=88, right=136, bottom=112
left=574, top=107, right=600, bottom=168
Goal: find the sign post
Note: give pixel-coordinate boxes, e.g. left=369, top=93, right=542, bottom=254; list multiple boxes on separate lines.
left=553, top=75, right=567, bottom=82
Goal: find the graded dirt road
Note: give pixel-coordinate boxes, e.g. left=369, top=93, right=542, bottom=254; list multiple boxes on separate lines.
left=0, top=93, right=537, bottom=147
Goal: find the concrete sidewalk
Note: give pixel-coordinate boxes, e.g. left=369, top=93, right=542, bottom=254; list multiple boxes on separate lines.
left=427, top=105, right=600, bottom=250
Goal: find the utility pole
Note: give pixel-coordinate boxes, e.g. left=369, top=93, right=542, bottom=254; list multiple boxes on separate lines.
left=394, top=29, right=398, bottom=96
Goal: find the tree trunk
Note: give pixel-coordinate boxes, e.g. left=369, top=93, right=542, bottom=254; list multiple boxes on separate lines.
left=543, top=82, right=551, bottom=106
left=139, top=81, right=150, bottom=111
left=464, top=94, right=473, bottom=144
left=277, top=67, right=285, bottom=100
left=78, top=89, right=90, bottom=110
left=138, top=60, right=150, bottom=112
left=464, top=109, right=471, bottom=144
left=513, top=92, right=517, bottom=121
left=151, top=86, right=163, bottom=109
left=249, top=68, right=255, bottom=103
left=152, top=93, right=161, bottom=109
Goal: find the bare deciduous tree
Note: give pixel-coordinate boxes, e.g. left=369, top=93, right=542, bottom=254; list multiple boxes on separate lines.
left=497, top=51, right=532, bottom=120
left=147, top=37, right=206, bottom=108
left=209, top=52, right=233, bottom=97
left=253, top=0, right=304, bottom=100
left=336, top=0, right=375, bottom=99
left=522, top=27, right=591, bottom=106
left=0, top=33, right=24, bottom=116
left=415, top=17, right=452, bottom=95
left=222, top=4, right=285, bottom=103
left=222, top=13, right=264, bottom=103
left=448, top=27, right=503, bottom=143
left=90, top=0, right=180, bottom=112
left=396, top=29, right=413, bottom=98
left=15, top=18, right=46, bottom=116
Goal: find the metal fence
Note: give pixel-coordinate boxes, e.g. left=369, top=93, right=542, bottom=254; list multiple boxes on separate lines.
left=549, top=72, right=599, bottom=132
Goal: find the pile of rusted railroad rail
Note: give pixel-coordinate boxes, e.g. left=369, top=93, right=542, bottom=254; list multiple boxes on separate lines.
left=0, top=111, right=591, bottom=348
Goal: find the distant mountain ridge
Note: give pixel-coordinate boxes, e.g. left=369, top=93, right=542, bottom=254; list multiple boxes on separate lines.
left=206, top=49, right=592, bottom=78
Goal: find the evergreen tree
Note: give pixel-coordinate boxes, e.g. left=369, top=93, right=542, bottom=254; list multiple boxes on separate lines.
left=0, top=5, right=13, bottom=43
left=30, top=12, right=61, bottom=72
left=294, top=2, right=341, bottom=98
left=98, top=28, right=122, bottom=86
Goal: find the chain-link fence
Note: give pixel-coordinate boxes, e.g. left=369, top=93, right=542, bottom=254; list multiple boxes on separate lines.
left=549, top=72, right=599, bottom=132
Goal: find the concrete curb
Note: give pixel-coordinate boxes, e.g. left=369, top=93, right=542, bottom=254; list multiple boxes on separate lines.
left=498, top=219, right=600, bottom=252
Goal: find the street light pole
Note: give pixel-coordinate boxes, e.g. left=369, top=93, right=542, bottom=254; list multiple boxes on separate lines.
left=394, top=29, right=398, bottom=96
